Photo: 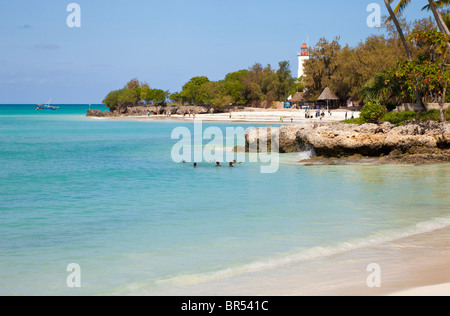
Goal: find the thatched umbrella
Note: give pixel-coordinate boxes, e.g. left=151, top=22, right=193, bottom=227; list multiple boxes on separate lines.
left=317, top=87, right=339, bottom=110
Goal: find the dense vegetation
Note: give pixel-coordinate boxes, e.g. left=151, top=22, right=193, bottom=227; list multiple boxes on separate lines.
left=103, top=78, right=169, bottom=111
left=103, top=62, right=303, bottom=110
left=170, top=61, right=302, bottom=107
left=346, top=108, right=450, bottom=125
left=303, top=17, right=447, bottom=105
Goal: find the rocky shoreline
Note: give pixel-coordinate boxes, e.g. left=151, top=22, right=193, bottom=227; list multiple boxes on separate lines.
left=245, top=121, right=450, bottom=165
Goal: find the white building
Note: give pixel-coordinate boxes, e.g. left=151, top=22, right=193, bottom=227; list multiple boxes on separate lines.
left=297, top=43, right=310, bottom=78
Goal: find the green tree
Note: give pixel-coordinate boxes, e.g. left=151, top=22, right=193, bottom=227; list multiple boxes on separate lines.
left=303, top=37, right=341, bottom=99
left=150, top=89, right=167, bottom=106
left=243, top=63, right=265, bottom=101
left=140, top=85, right=151, bottom=104
left=126, top=78, right=141, bottom=90
left=180, top=76, right=210, bottom=105
left=403, top=30, right=450, bottom=121
left=103, top=89, right=123, bottom=110
left=276, top=61, right=296, bottom=101
left=223, top=69, right=249, bottom=105
left=170, top=92, right=183, bottom=104
left=118, top=89, right=139, bottom=106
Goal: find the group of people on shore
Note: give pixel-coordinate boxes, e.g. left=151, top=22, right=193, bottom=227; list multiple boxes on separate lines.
left=303, top=109, right=331, bottom=120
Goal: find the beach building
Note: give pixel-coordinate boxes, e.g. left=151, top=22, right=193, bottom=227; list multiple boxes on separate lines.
left=298, top=43, right=310, bottom=78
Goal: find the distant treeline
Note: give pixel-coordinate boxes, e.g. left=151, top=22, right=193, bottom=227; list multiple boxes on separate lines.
left=102, top=61, right=304, bottom=110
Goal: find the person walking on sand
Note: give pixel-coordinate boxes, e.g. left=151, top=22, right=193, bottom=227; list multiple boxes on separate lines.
left=345, top=112, right=348, bottom=120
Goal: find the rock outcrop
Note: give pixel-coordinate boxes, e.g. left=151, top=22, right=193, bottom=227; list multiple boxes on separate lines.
left=245, top=121, right=450, bottom=164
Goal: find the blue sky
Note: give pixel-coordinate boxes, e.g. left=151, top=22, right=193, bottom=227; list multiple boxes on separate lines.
left=0, top=0, right=434, bottom=104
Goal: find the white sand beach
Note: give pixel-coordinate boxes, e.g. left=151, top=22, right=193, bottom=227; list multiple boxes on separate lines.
left=186, top=109, right=358, bottom=123
left=97, top=108, right=360, bottom=124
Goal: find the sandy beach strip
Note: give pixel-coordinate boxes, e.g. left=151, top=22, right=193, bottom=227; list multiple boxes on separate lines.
left=90, top=109, right=360, bottom=124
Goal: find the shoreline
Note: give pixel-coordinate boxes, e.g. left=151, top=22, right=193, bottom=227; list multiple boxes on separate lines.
left=338, top=226, right=450, bottom=296
left=154, top=225, right=450, bottom=296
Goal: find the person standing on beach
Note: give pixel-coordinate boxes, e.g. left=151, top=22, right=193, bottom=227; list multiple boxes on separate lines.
left=345, top=112, right=348, bottom=120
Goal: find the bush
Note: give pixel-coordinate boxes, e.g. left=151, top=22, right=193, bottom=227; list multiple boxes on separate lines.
left=381, top=111, right=417, bottom=126
left=417, top=109, right=450, bottom=122
left=343, top=107, right=449, bottom=125
left=359, top=101, right=387, bottom=123
left=343, top=117, right=365, bottom=124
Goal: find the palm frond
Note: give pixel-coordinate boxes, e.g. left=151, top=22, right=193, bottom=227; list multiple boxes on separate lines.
left=422, top=0, right=450, bottom=11
left=386, top=0, right=412, bottom=25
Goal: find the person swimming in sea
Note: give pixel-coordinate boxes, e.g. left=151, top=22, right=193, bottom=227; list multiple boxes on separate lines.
left=193, top=163, right=197, bottom=168
left=216, top=162, right=221, bottom=167
left=229, top=162, right=234, bottom=167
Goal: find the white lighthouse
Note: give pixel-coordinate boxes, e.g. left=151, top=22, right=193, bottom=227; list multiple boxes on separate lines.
left=297, top=43, right=310, bottom=78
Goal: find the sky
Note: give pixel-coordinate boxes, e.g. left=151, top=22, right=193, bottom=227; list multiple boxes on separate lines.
left=0, top=0, right=435, bottom=104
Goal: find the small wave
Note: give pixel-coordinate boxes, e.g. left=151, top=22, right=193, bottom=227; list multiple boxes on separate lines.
left=155, top=216, right=450, bottom=287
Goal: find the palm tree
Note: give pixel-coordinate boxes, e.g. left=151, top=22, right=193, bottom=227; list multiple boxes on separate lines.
left=385, top=0, right=413, bottom=60
left=384, top=0, right=425, bottom=109
left=391, top=0, right=450, bottom=34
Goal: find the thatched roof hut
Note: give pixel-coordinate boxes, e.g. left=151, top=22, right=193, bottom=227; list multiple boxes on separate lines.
left=317, top=87, right=339, bottom=109
left=317, top=87, right=339, bottom=101
left=290, top=92, right=306, bottom=103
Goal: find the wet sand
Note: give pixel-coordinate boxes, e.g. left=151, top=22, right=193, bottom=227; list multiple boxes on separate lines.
left=153, top=226, right=450, bottom=296
left=334, top=226, right=450, bottom=296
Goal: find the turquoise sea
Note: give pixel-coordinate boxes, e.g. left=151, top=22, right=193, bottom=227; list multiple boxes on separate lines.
left=0, top=104, right=449, bottom=295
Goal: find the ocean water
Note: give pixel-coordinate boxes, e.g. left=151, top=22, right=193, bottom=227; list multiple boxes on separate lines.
left=0, top=104, right=449, bottom=296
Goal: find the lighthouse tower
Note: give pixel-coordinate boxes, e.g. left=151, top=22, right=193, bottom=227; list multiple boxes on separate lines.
left=297, top=43, right=310, bottom=78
